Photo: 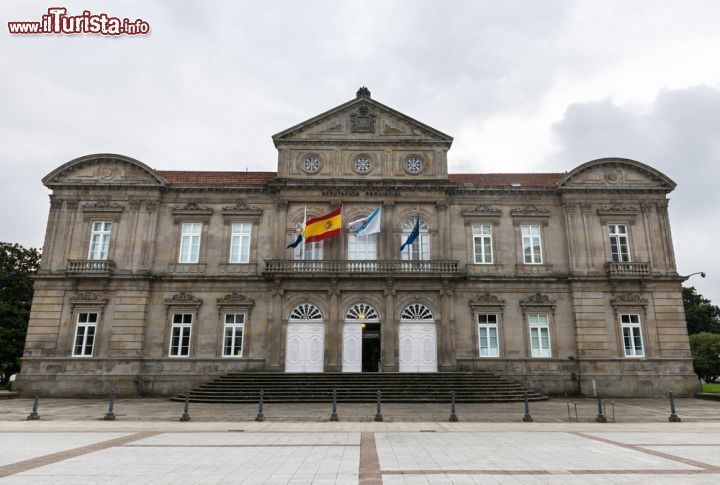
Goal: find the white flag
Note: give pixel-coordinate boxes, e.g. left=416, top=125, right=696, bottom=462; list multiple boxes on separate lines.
left=349, top=207, right=381, bottom=236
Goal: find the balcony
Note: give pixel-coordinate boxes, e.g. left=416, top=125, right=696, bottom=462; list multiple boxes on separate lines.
left=604, top=261, right=650, bottom=276
left=264, top=260, right=461, bottom=278
left=66, top=259, right=115, bottom=274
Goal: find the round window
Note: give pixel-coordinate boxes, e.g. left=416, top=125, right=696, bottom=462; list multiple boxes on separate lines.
left=404, top=157, right=423, bottom=174
left=303, top=155, right=321, bottom=174
left=354, top=157, right=372, bottom=174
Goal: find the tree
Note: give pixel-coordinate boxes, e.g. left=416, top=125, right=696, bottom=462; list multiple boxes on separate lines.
left=0, top=242, right=41, bottom=384
left=683, top=287, right=720, bottom=335
left=689, top=332, right=720, bottom=383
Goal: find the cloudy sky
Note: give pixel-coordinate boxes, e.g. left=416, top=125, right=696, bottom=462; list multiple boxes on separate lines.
left=2, top=0, right=719, bottom=301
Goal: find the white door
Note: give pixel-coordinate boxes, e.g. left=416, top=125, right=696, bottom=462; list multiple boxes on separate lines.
left=285, top=323, right=324, bottom=372
left=342, top=323, right=362, bottom=372
left=399, top=323, right=437, bottom=372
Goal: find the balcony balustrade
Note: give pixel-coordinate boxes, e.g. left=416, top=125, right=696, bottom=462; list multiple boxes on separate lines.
left=264, top=259, right=460, bottom=276
left=604, top=261, right=650, bottom=276
left=67, top=259, right=115, bottom=274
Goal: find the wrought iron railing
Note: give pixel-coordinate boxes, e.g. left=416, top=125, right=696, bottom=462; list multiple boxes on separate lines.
left=604, top=261, right=650, bottom=275
left=264, top=259, right=460, bottom=274
left=67, top=259, right=115, bottom=273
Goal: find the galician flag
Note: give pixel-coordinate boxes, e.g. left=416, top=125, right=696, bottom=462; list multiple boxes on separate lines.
left=348, top=207, right=381, bottom=236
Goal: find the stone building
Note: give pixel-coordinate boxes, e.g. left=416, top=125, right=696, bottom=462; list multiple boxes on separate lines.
left=17, top=88, right=696, bottom=397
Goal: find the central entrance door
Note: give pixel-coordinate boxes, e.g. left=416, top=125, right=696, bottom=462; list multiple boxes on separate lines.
left=285, top=303, right=324, bottom=373
left=342, top=303, right=380, bottom=372
left=399, top=303, right=438, bottom=372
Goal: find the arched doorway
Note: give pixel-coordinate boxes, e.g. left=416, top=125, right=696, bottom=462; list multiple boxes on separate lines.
left=343, top=303, right=380, bottom=372
left=285, top=303, right=324, bottom=372
left=399, top=303, right=437, bottom=372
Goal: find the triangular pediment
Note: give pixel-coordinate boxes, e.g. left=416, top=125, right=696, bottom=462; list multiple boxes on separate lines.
left=272, top=89, right=453, bottom=146
left=43, top=154, right=166, bottom=187
left=557, top=158, right=676, bottom=192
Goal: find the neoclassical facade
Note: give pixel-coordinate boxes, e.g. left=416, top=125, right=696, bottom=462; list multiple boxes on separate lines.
left=17, top=88, right=696, bottom=397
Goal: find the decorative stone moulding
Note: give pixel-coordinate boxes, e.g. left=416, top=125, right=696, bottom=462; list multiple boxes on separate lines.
left=69, top=291, right=108, bottom=307
left=610, top=293, right=648, bottom=308
left=510, top=205, right=550, bottom=218
left=80, top=201, right=124, bottom=213
left=519, top=293, right=556, bottom=310
left=164, top=292, right=202, bottom=308
left=217, top=292, right=255, bottom=308
left=462, top=204, right=502, bottom=216
left=222, top=200, right=263, bottom=216
left=469, top=293, right=506, bottom=308
left=172, top=202, right=213, bottom=216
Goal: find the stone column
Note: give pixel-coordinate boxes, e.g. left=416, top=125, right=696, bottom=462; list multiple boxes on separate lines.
left=439, top=279, right=456, bottom=371
left=275, top=199, right=288, bottom=260
left=437, top=200, right=448, bottom=258
left=326, top=279, right=340, bottom=372
left=142, top=200, right=159, bottom=270
left=42, top=196, right=63, bottom=271
left=383, top=201, right=396, bottom=261
left=383, top=278, right=398, bottom=371
left=267, top=279, right=283, bottom=370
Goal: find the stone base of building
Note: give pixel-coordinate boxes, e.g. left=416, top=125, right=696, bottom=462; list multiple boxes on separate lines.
left=16, top=357, right=698, bottom=399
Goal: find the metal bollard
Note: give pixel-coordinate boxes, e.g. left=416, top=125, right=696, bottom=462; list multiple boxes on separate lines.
left=611, top=401, right=616, bottom=423
left=668, top=391, right=681, bottom=422
left=594, top=393, right=607, bottom=423
left=566, top=400, right=572, bottom=422
left=330, top=389, right=339, bottom=421
left=104, top=388, right=116, bottom=421
left=449, top=391, right=458, bottom=422
left=27, top=389, right=40, bottom=420
left=522, top=391, right=533, bottom=422
left=374, top=390, right=383, bottom=422
left=255, top=390, right=265, bottom=422
left=180, top=390, right=191, bottom=421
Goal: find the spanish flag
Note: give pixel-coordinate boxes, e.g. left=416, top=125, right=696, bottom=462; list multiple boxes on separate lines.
left=305, top=208, right=342, bottom=243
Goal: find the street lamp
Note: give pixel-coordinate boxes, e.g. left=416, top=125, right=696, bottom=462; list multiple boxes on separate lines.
left=682, top=272, right=706, bottom=281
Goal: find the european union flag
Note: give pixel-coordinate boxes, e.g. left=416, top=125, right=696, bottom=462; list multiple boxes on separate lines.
left=400, top=215, right=420, bottom=251
left=287, top=233, right=303, bottom=249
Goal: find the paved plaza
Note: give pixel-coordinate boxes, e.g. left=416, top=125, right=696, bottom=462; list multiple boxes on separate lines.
left=0, top=398, right=719, bottom=483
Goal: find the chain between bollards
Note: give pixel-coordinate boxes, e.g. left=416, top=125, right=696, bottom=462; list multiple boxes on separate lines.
left=180, top=390, right=191, bottom=421
left=26, top=389, right=40, bottom=420
left=668, top=391, right=681, bottom=422
left=255, top=390, right=265, bottom=422
left=449, top=391, right=458, bottom=422
left=374, top=390, right=383, bottom=422
left=522, top=391, right=533, bottom=422
left=594, top=393, right=607, bottom=423
left=330, top=389, right=339, bottom=421
left=104, top=388, right=116, bottom=421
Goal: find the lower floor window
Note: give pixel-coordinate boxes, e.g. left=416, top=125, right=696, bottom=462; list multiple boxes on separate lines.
left=223, top=313, right=245, bottom=357
left=621, top=314, right=644, bottom=357
left=73, top=312, right=98, bottom=356
left=528, top=313, right=551, bottom=357
left=477, top=314, right=499, bottom=357
left=170, top=313, right=192, bottom=357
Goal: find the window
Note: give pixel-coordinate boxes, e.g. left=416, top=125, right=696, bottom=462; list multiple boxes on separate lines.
left=179, top=223, right=202, bottom=263
left=472, top=225, right=493, bottom=264
left=73, top=312, right=98, bottom=356
left=229, top=223, right=252, bottom=263
left=401, top=218, right=430, bottom=261
left=477, top=314, right=499, bottom=357
left=169, top=313, right=192, bottom=357
left=223, top=314, right=245, bottom=357
left=621, top=314, right=644, bottom=357
left=294, top=222, right=323, bottom=261
left=609, top=224, right=631, bottom=262
left=88, top=222, right=112, bottom=260
left=528, top=313, right=551, bottom=357
left=348, top=219, right=377, bottom=261
left=521, top=225, right=542, bottom=264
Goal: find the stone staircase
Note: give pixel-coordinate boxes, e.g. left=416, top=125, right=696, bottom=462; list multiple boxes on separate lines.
left=172, top=372, right=547, bottom=403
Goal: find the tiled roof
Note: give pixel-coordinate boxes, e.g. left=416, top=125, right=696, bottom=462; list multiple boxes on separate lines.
left=449, top=173, right=565, bottom=187
left=156, top=170, right=566, bottom=188
left=157, top=171, right=277, bottom=185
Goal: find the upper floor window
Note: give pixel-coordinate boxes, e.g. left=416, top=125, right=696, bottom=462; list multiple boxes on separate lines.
left=528, top=313, right=551, bottom=357
left=88, top=221, right=112, bottom=260
left=477, top=314, right=499, bottom=357
left=179, top=223, right=202, bottom=263
left=229, top=223, right=252, bottom=263
left=294, top=222, right=323, bottom=261
left=521, top=225, right=542, bottom=264
left=169, top=313, right=192, bottom=357
left=609, top=224, right=631, bottom=262
left=621, top=314, right=644, bottom=357
left=72, top=312, right=97, bottom=357
left=401, top=218, right=430, bottom=261
left=348, top=219, right=377, bottom=260
left=223, top=313, right=245, bottom=357
left=472, top=225, right=493, bottom=264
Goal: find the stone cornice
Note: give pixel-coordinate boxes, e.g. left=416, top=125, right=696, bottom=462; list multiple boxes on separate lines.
left=164, top=292, right=202, bottom=307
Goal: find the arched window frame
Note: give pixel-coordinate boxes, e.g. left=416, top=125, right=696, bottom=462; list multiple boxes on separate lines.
left=289, top=303, right=324, bottom=321
left=345, top=303, right=380, bottom=322
left=347, top=217, right=378, bottom=261
left=401, top=218, right=430, bottom=261
left=400, top=303, right=435, bottom=321
left=293, top=221, right=323, bottom=261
